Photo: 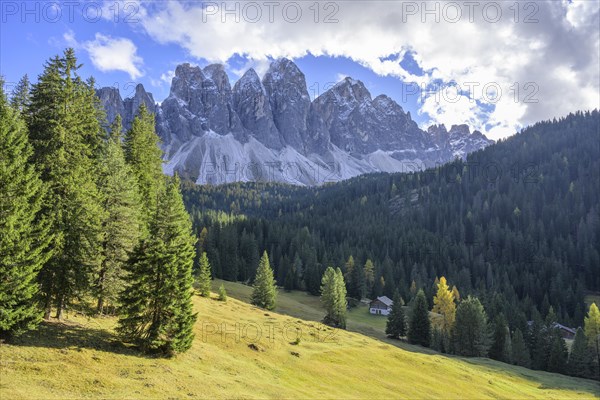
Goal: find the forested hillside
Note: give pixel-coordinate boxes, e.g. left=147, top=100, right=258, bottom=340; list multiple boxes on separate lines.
left=183, top=111, right=600, bottom=331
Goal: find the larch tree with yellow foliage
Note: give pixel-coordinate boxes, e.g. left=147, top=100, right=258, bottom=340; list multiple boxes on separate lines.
left=584, top=302, right=600, bottom=380
left=432, top=277, right=457, bottom=334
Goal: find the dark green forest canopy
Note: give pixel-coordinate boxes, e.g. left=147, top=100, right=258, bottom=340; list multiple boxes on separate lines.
left=182, top=111, right=600, bottom=328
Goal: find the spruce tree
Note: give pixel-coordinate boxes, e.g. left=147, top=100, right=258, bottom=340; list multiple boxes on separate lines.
left=547, top=328, right=568, bottom=374
left=95, top=121, right=142, bottom=314
left=502, top=325, right=513, bottom=365
left=251, top=251, right=277, bottom=310
left=568, top=327, right=591, bottom=378
left=0, top=85, right=51, bottom=337
left=452, top=296, right=490, bottom=357
left=363, top=259, right=375, bottom=297
left=218, top=284, right=227, bottom=302
left=10, top=74, right=31, bottom=114
left=386, top=290, right=407, bottom=339
left=320, top=267, right=336, bottom=318
left=432, top=276, right=456, bottom=334
left=27, top=49, right=105, bottom=319
left=320, top=267, right=347, bottom=329
left=333, top=268, right=348, bottom=329
left=117, top=177, right=197, bottom=355
left=408, top=289, right=431, bottom=347
left=529, top=312, right=548, bottom=370
left=343, top=255, right=355, bottom=296
left=511, top=328, right=531, bottom=368
left=197, top=252, right=212, bottom=297
left=123, top=104, right=164, bottom=224
left=349, top=259, right=366, bottom=300
left=490, top=313, right=511, bottom=363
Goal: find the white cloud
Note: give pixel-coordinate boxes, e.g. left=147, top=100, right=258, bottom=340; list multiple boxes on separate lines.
left=229, top=58, right=272, bottom=79
left=336, top=73, right=350, bottom=82
left=132, top=1, right=599, bottom=139
left=160, top=70, right=175, bottom=85
left=64, top=31, right=144, bottom=79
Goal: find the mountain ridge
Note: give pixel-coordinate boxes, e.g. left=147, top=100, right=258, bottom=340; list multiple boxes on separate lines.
left=97, top=58, right=493, bottom=186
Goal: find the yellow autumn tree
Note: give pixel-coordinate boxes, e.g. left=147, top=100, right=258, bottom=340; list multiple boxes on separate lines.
left=432, top=277, right=456, bottom=334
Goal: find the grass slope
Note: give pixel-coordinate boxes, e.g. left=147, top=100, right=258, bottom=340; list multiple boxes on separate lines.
left=0, top=286, right=598, bottom=399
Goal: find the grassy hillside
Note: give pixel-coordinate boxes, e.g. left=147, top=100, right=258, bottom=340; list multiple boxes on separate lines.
left=1, top=288, right=598, bottom=399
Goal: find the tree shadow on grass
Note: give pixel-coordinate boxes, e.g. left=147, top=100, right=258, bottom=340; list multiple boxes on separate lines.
left=7, top=319, right=149, bottom=358
left=460, top=357, right=600, bottom=395
left=360, top=332, right=599, bottom=396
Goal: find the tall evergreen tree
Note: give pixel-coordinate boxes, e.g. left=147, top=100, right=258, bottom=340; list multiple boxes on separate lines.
left=123, top=104, right=164, bottom=224
left=511, top=328, right=531, bottom=368
left=343, top=255, right=355, bottom=295
left=10, top=74, right=31, bottom=113
left=363, top=259, right=375, bottom=297
left=117, top=177, right=197, bottom=355
left=408, top=289, right=431, bottom=347
left=349, top=259, right=366, bottom=300
left=546, top=328, right=568, bottom=374
left=432, top=276, right=456, bottom=335
left=386, top=290, right=407, bottom=339
left=95, top=123, right=141, bottom=314
left=453, top=296, right=490, bottom=357
left=0, top=85, right=51, bottom=337
left=490, top=313, right=511, bottom=363
left=197, top=252, right=212, bottom=297
left=251, top=251, right=277, bottom=310
left=320, top=267, right=347, bottom=329
left=27, top=49, right=105, bottom=319
left=568, top=327, right=591, bottom=378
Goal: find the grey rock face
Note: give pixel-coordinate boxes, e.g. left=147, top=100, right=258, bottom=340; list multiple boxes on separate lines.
left=233, top=68, right=283, bottom=149
left=96, top=58, right=493, bottom=185
left=96, top=87, right=124, bottom=128
left=123, top=84, right=156, bottom=127
left=201, top=64, right=243, bottom=138
left=312, top=78, right=431, bottom=155
left=262, top=58, right=311, bottom=151
left=96, top=84, right=155, bottom=131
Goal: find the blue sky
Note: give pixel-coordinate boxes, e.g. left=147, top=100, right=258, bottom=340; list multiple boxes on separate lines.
left=0, top=6, right=425, bottom=119
left=2, top=1, right=598, bottom=140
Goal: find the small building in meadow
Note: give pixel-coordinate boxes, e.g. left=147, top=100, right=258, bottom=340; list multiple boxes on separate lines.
left=369, top=296, right=393, bottom=315
left=526, top=321, right=577, bottom=340
left=554, top=323, right=576, bottom=340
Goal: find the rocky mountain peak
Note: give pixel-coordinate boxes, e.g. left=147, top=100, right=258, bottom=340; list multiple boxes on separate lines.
left=332, top=77, right=372, bottom=104
left=234, top=68, right=263, bottom=93
left=448, top=124, right=471, bottom=136
left=202, top=64, right=231, bottom=94
left=97, top=59, right=492, bottom=185
left=171, top=63, right=204, bottom=99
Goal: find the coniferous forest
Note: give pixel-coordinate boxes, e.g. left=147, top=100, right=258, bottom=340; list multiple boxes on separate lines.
left=0, top=50, right=196, bottom=356
left=1, top=49, right=599, bottom=382
left=183, top=111, right=599, bottom=325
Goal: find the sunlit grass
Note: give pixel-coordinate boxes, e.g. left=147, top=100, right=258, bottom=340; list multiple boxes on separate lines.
left=0, top=283, right=598, bottom=399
